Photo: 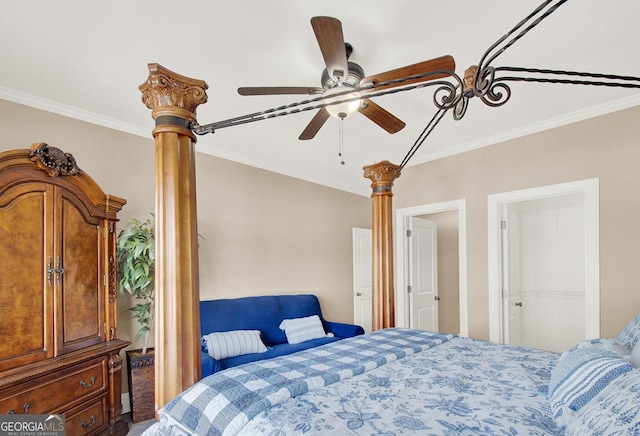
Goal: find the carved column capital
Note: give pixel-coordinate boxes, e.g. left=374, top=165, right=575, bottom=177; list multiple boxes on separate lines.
left=363, top=160, right=400, bottom=196
left=139, top=63, right=208, bottom=114
left=139, top=63, right=209, bottom=140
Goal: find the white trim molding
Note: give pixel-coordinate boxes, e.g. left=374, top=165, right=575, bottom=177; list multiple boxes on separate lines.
left=395, top=199, right=468, bottom=337
left=487, top=178, right=600, bottom=344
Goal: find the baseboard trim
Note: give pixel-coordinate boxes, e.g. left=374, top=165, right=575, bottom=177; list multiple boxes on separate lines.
left=122, top=393, right=131, bottom=414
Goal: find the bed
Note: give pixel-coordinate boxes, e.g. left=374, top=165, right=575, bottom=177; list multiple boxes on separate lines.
left=141, top=323, right=640, bottom=435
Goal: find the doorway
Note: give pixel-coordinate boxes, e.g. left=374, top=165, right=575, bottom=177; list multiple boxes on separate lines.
left=352, top=227, right=372, bottom=332
left=407, top=216, right=439, bottom=332
left=488, top=179, right=600, bottom=350
left=395, top=199, right=468, bottom=336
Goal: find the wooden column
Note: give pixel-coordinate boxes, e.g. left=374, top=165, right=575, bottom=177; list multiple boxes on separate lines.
left=363, top=160, right=400, bottom=330
left=139, top=64, right=208, bottom=413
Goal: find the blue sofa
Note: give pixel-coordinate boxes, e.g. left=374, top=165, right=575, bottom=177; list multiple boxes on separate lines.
left=200, top=294, right=364, bottom=377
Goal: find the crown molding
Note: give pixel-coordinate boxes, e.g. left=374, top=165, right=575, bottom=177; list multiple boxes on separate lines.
left=3, top=86, right=639, bottom=196
left=409, top=94, right=640, bottom=167
left=0, top=86, right=151, bottom=138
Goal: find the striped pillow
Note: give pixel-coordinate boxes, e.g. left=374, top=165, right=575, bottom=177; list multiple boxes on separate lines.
left=549, top=347, right=634, bottom=427
left=279, top=315, right=328, bottom=344
left=202, top=330, right=267, bottom=361
left=565, top=369, right=640, bottom=435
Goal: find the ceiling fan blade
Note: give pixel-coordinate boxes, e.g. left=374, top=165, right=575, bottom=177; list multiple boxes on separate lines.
left=299, top=108, right=330, bottom=140
left=238, top=86, right=323, bottom=96
left=361, top=55, right=456, bottom=91
left=310, top=16, right=349, bottom=82
left=358, top=99, right=406, bottom=134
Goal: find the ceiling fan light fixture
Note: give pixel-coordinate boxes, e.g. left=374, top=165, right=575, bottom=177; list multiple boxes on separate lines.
left=325, top=85, right=361, bottom=119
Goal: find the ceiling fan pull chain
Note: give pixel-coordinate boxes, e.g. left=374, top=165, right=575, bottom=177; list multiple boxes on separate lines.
left=338, top=118, right=345, bottom=165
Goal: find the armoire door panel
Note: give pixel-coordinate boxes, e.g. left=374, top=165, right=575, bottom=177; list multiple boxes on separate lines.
left=55, top=191, right=105, bottom=355
left=0, top=183, right=55, bottom=370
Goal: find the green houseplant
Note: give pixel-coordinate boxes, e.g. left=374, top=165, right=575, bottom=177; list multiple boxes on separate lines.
left=116, top=215, right=155, bottom=423
left=116, top=216, right=155, bottom=354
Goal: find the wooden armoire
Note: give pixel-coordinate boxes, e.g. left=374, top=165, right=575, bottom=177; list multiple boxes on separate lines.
left=0, top=144, right=130, bottom=435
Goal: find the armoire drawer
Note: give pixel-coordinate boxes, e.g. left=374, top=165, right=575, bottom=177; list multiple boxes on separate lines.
left=65, top=396, right=107, bottom=436
left=0, top=357, right=106, bottom=415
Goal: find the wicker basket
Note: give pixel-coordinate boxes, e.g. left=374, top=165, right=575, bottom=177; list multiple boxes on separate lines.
left=126, top=349, right=155, bottom=423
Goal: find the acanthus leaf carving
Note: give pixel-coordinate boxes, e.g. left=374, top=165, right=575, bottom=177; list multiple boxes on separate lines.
left=139, top=63, right=208, bottom=114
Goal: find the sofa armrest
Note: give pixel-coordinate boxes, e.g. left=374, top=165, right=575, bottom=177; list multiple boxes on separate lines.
left=201, top=351, right=222, bottom=379
left=324, top=321, right=365, bottom=338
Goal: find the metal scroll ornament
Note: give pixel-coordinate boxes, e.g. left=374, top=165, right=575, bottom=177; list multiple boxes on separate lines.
left=29, top=143, right=80, bottom=177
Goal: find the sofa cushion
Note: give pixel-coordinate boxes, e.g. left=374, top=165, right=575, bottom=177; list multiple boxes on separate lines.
left=199, top=294, right=365, bottom=378
left=200, top=294, right=325, bottom=346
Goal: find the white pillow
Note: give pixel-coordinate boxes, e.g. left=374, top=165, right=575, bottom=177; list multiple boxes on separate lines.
left=202, top=330, right=267, bottom=360
left=614, top=313, right=640, bottom=348
left=631, top=341, right=640, bottom=367
left=575, top=338, right=630, bottom=357
left=279, top=315, right=330, bottom=344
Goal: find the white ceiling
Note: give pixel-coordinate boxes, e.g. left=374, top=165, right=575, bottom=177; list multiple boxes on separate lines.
left=2, top=0, right=639, bottom=196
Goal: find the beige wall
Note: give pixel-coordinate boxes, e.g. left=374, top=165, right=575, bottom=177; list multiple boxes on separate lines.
left=6, top=95, right=640, bottom=375
left=395, top=104, right=640, bottom=340
left=0, top=98, right=371, bottom=390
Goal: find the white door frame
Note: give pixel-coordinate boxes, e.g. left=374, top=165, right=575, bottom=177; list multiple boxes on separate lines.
left=395, top=199, right=468, bottom=337
left=487, top=178, right=600, bottom=343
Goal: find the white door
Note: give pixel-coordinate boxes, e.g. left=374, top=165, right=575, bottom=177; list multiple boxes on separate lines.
left=501, top=194, right=586, bottom=352
left=407, top=217, right=438, bottom=331
left=501, top=204, right=521, bottom=345
left=352, top=227, right=372, bottom=333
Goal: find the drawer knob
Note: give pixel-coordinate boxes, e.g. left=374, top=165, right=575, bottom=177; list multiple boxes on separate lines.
left=80, top=376, right=96, bottom=388
left=81, top=415, right=96, bottom=429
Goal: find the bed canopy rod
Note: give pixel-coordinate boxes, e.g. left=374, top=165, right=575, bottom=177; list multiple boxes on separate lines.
left=191, top=69, right=640, bottom=137
left=192, top=0, right=640, bottom=186
left=141, top=0, right=640, bottom=410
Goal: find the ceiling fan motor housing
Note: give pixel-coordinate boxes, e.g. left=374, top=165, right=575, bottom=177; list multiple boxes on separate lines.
left=321, top=61, right=365, bottom=90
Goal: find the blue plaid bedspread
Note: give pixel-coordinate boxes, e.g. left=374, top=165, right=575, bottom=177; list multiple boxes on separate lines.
left=149, top=328, right=452, bottom=436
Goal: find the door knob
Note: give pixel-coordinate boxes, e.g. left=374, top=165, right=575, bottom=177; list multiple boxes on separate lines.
left=356, top=292, right=362, bottom=296
left=434, top=296, right=441, bottom=301
left=515, top=301, right=523, bottom=307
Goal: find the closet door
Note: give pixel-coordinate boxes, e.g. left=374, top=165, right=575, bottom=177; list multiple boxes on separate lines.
left=55, top=188, right=106, bottom=355
left=0, top=182, right=55, bottom=370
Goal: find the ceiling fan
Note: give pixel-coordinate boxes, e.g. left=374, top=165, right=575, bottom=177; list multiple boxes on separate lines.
left=192, top=0, right=640, bottom=175
left=237, top=16, right=455, bottom=140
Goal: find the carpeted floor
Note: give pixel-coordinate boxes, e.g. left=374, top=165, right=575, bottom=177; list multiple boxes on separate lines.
left=123, top=413, right=156, bottom=435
